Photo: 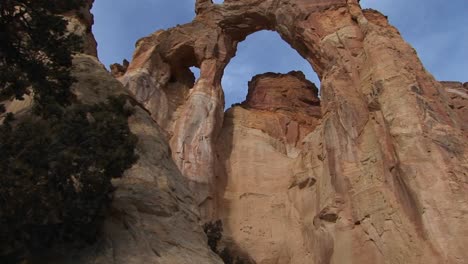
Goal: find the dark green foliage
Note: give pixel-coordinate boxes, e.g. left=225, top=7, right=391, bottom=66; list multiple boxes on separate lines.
left=219, top=248, right=248, bottom=264
left=230, top=103, right=243, bottom=108
left=0, top=1, right=139, bottom=262
left=0, top=96, right=138, bottom=259
left=203, top=220, right=248, bottom=264
left=203, top=220, right=223, bottom=253
left=0, top=0, right=84, bottom=117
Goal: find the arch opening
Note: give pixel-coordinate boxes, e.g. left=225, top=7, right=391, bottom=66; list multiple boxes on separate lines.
left=221, top=30, right=321, bottom=109
left=214, top=31, right=323, bottom=264
left=190, top=66, right=201, bottom=81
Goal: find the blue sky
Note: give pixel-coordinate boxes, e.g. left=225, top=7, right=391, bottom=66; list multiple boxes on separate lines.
left=92, top=0, right=467, bottom=107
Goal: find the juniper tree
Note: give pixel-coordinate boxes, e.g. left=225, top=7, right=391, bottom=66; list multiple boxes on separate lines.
left=0, top=0, right=83, bottom=116
left=0, top=1, right=138, bottom=261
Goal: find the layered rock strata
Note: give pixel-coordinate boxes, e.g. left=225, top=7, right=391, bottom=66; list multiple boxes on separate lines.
left=121, top=0, right=468, bottom=263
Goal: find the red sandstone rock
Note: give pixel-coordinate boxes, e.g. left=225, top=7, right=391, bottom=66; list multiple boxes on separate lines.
left=244, top=71, right=320, bottom=112
left=236, top=71, right=321, bottom=146
left=117, top=0, right=468, bottom=263
left=440, top=81, right=468, bottom=136
left=216, top=73, right=322, bottom=263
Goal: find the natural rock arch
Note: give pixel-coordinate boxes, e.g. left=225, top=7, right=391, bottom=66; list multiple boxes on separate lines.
left=119, top=0, right=468, bottom=263
left=221, top=29, right=321, bottom=108
left=121, top=0, right=347, bottom=193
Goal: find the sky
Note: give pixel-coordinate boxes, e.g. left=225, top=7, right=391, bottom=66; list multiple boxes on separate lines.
left=92, top=0, right=467, bottom=108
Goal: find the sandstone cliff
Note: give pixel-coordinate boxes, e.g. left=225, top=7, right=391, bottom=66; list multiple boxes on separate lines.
left=62, top=0, right=98, bottom=57
left=60, top=4, right=221, bottom=261
left=215, top=72, right=322, bottom=263
left=8, top=0, right=465, bottom=263
left=119, top=0, right=468, bottom=263
left=45, top=54, right=221, bottom=264
left=1, top=2, right=221, bottom=263
left=440, top=81, right=468, bottom=137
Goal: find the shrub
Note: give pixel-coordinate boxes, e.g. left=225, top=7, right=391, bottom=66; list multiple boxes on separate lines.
left=203, top=220, right=248, bottom=264
left=0, top=96, right=138, bottom=259
left=0, top=0, right=85, bottom=117
left=203, top=220, right=223, bottom=253
left=0, top=1, right=140, bottom=262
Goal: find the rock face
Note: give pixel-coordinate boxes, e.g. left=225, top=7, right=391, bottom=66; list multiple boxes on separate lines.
left=38, top=55, right=222, bottom=264
left=120, top=0, right=468, bottom=263
left=63, top=0, right=98, bottom=57
left=110, top=59, right=130, bottom=78
left=216, top=72, right=322, bottom=263
left=18, top=2, right=222, bottom=263
left=46, top=54, right=221, bottom=264
left=440, top=81, right=468, bottom=136
left=238, top=71, right=321, bottom=147
left=1, top=1, right=98, bottom=121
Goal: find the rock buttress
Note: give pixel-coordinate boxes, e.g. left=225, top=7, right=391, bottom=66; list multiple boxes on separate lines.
left=48, top=54, right=222, bottom=264
left=121, top=0, right=468, bottom=263
left=215, top=72, right=322, bottom=263
left=60, top=3, right=222, bottom=261
left=4, top=2, right=222, bottom=263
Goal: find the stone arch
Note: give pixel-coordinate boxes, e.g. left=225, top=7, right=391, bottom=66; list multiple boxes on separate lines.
left=221, top=29, right=321, bottom=108
left=122, top=0, right=361, bottom=204
left=121, top=0, right=468, bottom=263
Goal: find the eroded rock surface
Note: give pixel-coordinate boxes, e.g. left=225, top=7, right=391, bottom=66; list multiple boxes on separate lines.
left=11, top=2, right=222, bottom=263
left=111, top=59, right=130, bottom=78
left=216, top=72, right=322, bottom=263
left=45, top=54, right=222, bottom=264
left=237, top=71, right=321, bottom=146
left=63, top=0, right=98, bottom=57
left=440, top=81, right=468, bottom=136
left=121, top=0, right=468, bottom=263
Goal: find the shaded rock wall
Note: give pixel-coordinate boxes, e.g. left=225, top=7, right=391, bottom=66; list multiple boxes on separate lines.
left=10, top=2, right=222, bottom=263
left=121, top=0, right=468, bottom=263
left=63, top=0, right=98, bottom=57
left=1, top=0, right=98, bottom=121
left=58, top=3, right=221, bottom=261
left=45, top=54, right=221, bottom=264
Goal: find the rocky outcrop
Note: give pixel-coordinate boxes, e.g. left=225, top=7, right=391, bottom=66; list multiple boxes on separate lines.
left=111, top=59, right=130, bottom=78
left=9, top=2, right=221, bottom=263
left=62, top=0, right=98, bottom=57
left=34, top=54, right=223, bottom=264
left=215, top=72, right=322, bottom=263
left=237, top=71, right=321, bottom=147
left=121, top=0, right=468, bottom=263
left=43, top=54, right=221, bottom=264
left=440, top=81, right=468, bottom=136
left=244, top=71, right=320, bottom=112
left=0, top=1, right=98, bottom=121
